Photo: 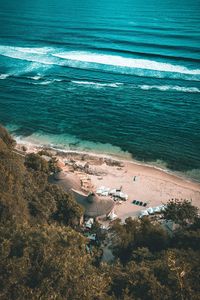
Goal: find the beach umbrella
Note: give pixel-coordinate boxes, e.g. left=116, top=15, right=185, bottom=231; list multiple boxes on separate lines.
left=147, top=207, right=154, bottom=214
left=140, top=210, right=149, bottom=216
left=153, top=206, right=161, bottom=213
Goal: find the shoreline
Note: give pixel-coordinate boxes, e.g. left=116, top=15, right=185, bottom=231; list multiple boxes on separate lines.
left=15, top=138, right=200, bottom=222
left=15, top=136, right=200, bottom=185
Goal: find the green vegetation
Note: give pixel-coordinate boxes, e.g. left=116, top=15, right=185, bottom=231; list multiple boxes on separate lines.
left=108, top=217, right=200, bottom=300
left=0, top=125, right=200, bottom=299
left=163, top=198, right=198, bottom=227
left=25, top=152, right=60, bottom=174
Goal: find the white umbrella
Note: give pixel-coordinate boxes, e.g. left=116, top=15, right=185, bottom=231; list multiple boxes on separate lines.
left=153, top=206, right=161, bottom=213
left=140, top=210, right=149, bottom=217
left=147, top=207, right=154, bottom=214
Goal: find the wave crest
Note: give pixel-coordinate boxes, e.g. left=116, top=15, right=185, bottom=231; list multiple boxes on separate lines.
left=139, top=85, right=200, bottom=93
left=0, top=74, right=9, bottom=80
left=71, top=80, right=122, bottom=88
left=0, top=46, right=200, bottom=81
left=54, top=51, right=200, bottom=76
left=71, top=81, right=200, bottom=93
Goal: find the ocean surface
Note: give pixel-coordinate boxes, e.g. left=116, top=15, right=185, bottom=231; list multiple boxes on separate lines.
left=0, top=0, right=200, bottom=179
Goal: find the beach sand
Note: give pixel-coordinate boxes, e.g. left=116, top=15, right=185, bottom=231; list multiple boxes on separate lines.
left=16, top=142, right=200, bottom=221
left=89, top=161, right=200, bottom=220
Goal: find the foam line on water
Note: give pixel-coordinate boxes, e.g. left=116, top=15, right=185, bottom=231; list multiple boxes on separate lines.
left=138, top=85, right=200, bottom=93
left=0, top=74, right=9, bottom=80
left=0, top=45, right=55, bottom=65
left=71, top=80, right=200, bottom=93
left=32, top=79, right=62, bottom=85
left=0, top=46, right=200, bottom=80
left=28, top=75, right=42, bottom=80
left=54, top=51, right=200, bottom=75
left=71, top=80, right=122, bottom=88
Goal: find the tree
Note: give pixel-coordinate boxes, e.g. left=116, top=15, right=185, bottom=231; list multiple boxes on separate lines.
left=0, top=223, right=110, bottom=300
left=110, top=217, right=169, bottom=263
left=163, top=199, right=198, bottom=227
left=51, top=185, right=83, bottom=227
left=109, top=217, right=139, bottom=263
left=109, top=259, right=170, bottom=300
left=108, top=247, right=200, bottom=300
left=1, top=125, right=200, bottom=300
left=0, top=125, right=16, bottom=148
left=38, top=150, right=61, bottom=173
left=25, top=153, right=49, bottom=174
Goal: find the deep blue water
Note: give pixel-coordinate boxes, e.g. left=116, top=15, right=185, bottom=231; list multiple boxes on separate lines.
left=0, top=0, right=200, bottom=178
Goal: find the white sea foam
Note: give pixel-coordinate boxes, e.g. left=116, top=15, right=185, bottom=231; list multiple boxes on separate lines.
left=71, top=81, right=200, bottom=93
left=0, top=45, right=55, bottom=65
left=33, top=80, right=52, bottom=85
left=0, top=74, right=9, bottom=79
left=0, top=46, right=200, bottom=80
left=71, top=80, right=122, bottom=88
left=32, top=78, right=62, bottom=85
left=15, top=47, right=49, bottom=54
left=29, top=75, right=42, bottom=80
left=139, top=85, right=200, bottom=93
left=54, top=51, right=200, bottom=76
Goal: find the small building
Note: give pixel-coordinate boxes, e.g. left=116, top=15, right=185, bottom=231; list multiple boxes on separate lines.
left=73, top=191, right=115, bottom=219
left=50, top=171, right=82, bottom=192
left=50, top=171, right=115, bottom=219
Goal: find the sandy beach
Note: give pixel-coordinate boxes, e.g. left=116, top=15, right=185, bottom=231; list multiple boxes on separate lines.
left=90, top=161, right=200, bottom=220
left=16, top=142, right=200, bottom=221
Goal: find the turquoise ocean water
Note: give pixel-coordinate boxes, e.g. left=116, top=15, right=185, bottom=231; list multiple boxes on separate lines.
left=0, top=0, right=200, bottom=179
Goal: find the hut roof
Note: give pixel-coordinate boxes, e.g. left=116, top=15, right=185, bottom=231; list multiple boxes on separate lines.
left=50, top=171, right=82, bottom=192
left=73, top=192, right=115, bottom=217
left=54, top=171, right=67, bottom=180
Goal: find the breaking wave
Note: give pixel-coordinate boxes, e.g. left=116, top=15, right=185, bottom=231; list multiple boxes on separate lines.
left=71, top=80, right=122, bottom=88
left=0, top=74, right=9, bottom=80
left=138, top=85, right=200, bottom=93
left=0, top=46, right=200, bottom=81
left=32, top=78, right=62, bottom=85
left=71, top=80, right=199, bottom=93
left=54, top=51, right=200, bottom=76
left=28, top=75, right=42, bottom=80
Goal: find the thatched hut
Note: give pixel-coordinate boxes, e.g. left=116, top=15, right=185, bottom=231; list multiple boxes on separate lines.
left=49, top=171, right=115, bottom=218
left=50, top=171, right=82, bottom=193
left=73, top=191, right=115, bottom=218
